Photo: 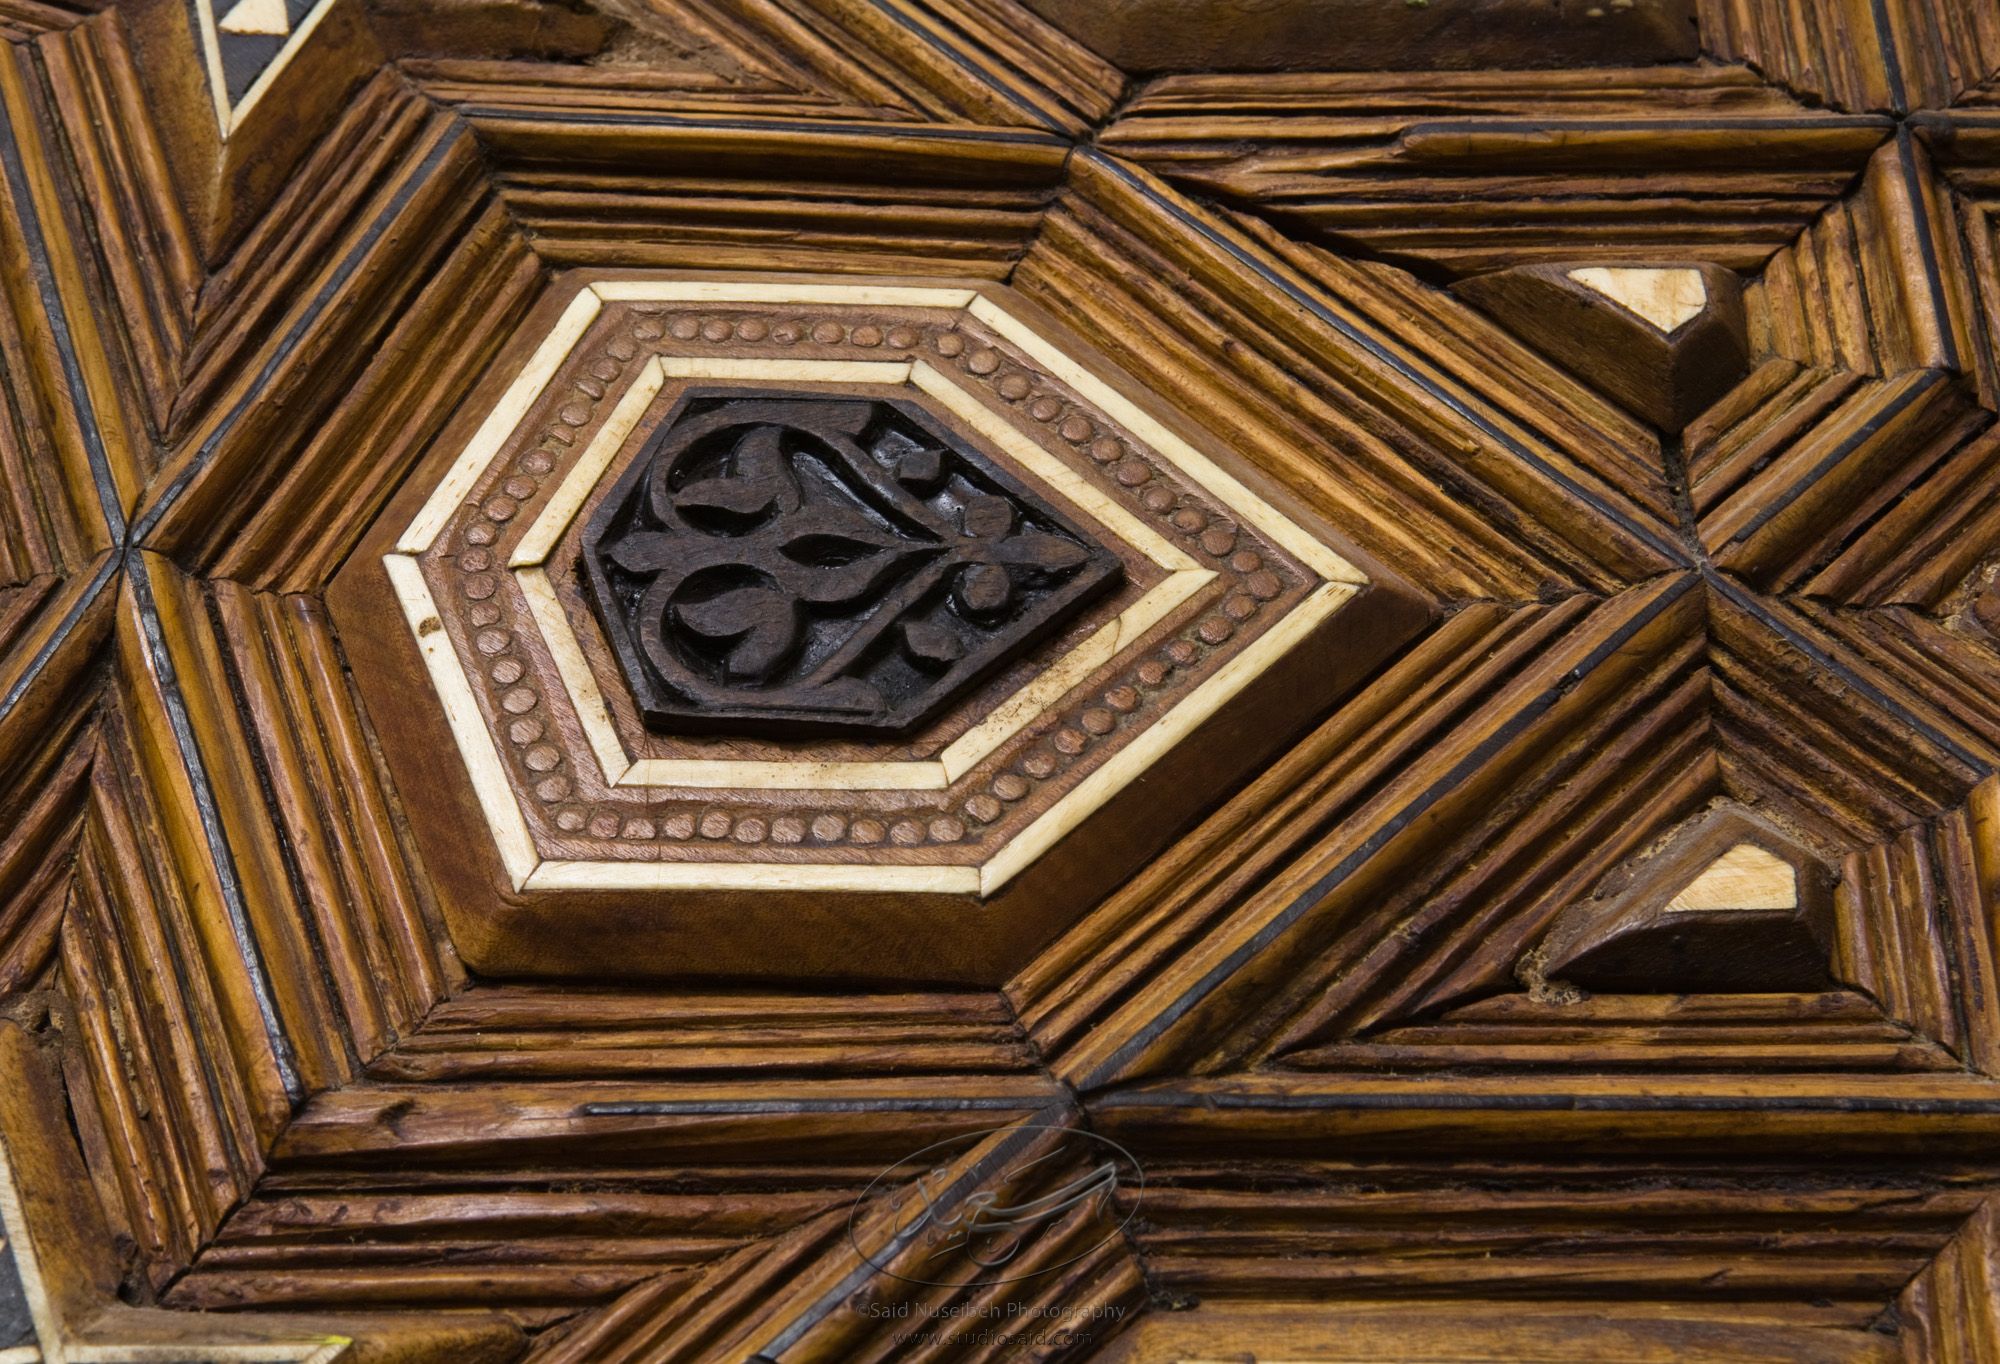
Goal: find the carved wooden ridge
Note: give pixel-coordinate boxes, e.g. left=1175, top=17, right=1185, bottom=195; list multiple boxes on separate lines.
left=0, top=0, right=1997, bottom=1360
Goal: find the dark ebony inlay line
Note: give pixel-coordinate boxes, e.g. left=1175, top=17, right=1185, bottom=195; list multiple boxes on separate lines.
left=135, top=132, right=459, bottom=541
left=1718, top=369, right=1946, bottom=546
left=1896, top=125, right=1959, bottom=372
left=128, top=550, right=305, bottom=1105
left=1083, top=150, right=1686, bottom=570
left=0, top=92, right=124, bottom=540
left=457, top=106, right=1069, bottom=148
left=0, top=553, right=115, bottom=722
left=1084, top=575, right=1700, bottom=1089
left=580, top=1096, right=1052, bottom=1116
left=859, top=0, right=1068, bottom=135
left=1093, top=1089, right=2000, bottom=1115
left=1705, top=567, right=1986, bottom=777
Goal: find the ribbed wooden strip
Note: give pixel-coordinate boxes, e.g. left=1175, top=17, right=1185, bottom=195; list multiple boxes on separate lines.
left=1293, top=1042, right=1957, bottom=1074
left=1021, top=204, right=1539, bottom=599
left=1037, top=580, right=1704, bottom=1088
left=207, top=582, right=400, bottom=1063
left=1090, top=1072, right=2000, bottom=1158
left=1701, top=372, right=1985, bottom=592
left=272, top=1078, right=1064, bottom=1168
left=1803, top=422, right=2000, bottom=607
left=1881, top=0, right=2000, bottom=111
left=1688, top=368, right=1857, bottom=514
left=1857, top=832, right=1961, bottom=1060
left=410, top=66, right=837, bottom=113
left=130, top=555, right=353, bottom=1093
left=283, top=592, right=460, bottom=1009
left=1896, top=1200, right=2000, bottom=1362
left=153, top=121, right=493, bottom=574
left=1239, top=216, right=1674, bottom=527
left=0, top=730, right=84, bottom=993
left=1011, top=604, right=1556, bottom=1059
left=1940, top=781, right=2000, bottom=1076
left=370, top=987, right=1031, bottom=1081
left=522, top=1207, right=851, bottom=1362
left=172, top=73, right=440, bottom=422
left=1696, top=0, right=1897, bottom=112
left=886, top=0, right=1123, bottom=127
left=37, top=17, right=199, bottom=444
left=1021, top=164, right=1665, bottom=597
left=1750, top=140, right=1981, bottom=392
left=785, top=0, right=1118, bottom=133
left=58, top=855, right=198, bottom=1283
left=216, top=203, right=538, bottom=592
left=1263, top=649, right=1712, bottom=1053
left=1786, top=605, right=2000, bottom=756
left=1301, top=666, right=1713, bottom=1041
left=490, top=147, right=1057, bottom=275
left=1104, top=66, right=1884, bottom=276
left=0, top=0, right=96, bottom=38
left=58, top=720, right=271, bottom=1288
left=0, top=52, right=123, bottom=552
left=1707, top=594, right=1988, bottom=821
left=168, top=1263, right=654, bottom=1317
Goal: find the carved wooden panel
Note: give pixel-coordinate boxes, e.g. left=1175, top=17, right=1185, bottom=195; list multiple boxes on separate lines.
left=0, top=0, right=1996, bottom=1361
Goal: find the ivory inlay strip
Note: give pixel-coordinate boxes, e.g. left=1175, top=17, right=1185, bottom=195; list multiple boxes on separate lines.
left=969, top=294, right=1367, bottom=586
left=400, top=287, right=603, bottom=553
left=980, top=579, right=1359, bottom=894
left=385, top=554, right=541, bottom=889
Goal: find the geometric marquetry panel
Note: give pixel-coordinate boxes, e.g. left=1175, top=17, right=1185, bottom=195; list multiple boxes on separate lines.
left=356, top=278, right=1377, bottom=980
left=2, top=0, right=2000, bottom=1360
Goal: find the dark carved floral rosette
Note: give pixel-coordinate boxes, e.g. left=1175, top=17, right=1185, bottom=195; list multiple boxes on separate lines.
left=581, top=391, right=1124, bottom=737
left=387, top=278, right=1365, bottom=896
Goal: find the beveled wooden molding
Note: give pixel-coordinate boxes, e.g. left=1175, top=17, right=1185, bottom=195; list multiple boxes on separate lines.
left=0, top=1, right=1996, bottom=1359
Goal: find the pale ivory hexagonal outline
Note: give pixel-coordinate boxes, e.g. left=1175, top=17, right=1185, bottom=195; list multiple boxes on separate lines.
left=386, top=278, right=1367, bottom=896
left=508, top=353, right=1211, bottom=791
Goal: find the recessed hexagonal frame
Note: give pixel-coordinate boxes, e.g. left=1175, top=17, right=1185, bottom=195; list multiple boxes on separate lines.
left=344, top=273, right=1420, bottom=981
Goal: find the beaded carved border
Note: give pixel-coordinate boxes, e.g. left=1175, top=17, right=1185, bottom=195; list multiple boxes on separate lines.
left=386, top=279, right=1367, bottom=895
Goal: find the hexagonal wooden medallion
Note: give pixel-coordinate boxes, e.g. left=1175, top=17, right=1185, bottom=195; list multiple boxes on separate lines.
left=361, top=275, right=1385, bottom=979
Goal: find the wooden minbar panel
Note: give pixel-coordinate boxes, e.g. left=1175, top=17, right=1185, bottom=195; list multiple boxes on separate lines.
left=0, top=0, right=1994, bottom=1361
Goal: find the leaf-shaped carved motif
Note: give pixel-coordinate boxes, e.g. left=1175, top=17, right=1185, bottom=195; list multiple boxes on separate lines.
left=961, top=496, right=1014, bottom=540
left=675, top=474, right=783, bottom=525
left=676, top=586, right=803, bottom=682
left=994, top=532, right=1091, bottom=574
left=903, top=619, right=965, bottom=668
left=790, top=553, right=918, bottom=607
left=601, top=530, right=681, bottom=575
left=778, top=506, right=905, bottom=566
left=957, top=563, right=1014, bottom=616
left=728, top=614, right=804, bottom=681
left=677, top=586, right=792, bottom=641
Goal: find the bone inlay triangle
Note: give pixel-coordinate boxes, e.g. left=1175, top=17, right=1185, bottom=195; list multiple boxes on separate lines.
left=218, top=0, right=290, bottom=35
left=1567, top=266, right=1708, bottom=333
left=1665, top=843, right=1797, bottom=912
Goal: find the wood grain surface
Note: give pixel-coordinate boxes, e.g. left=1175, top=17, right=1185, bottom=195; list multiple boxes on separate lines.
left=0, top=0, right=1994, bottom=1360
